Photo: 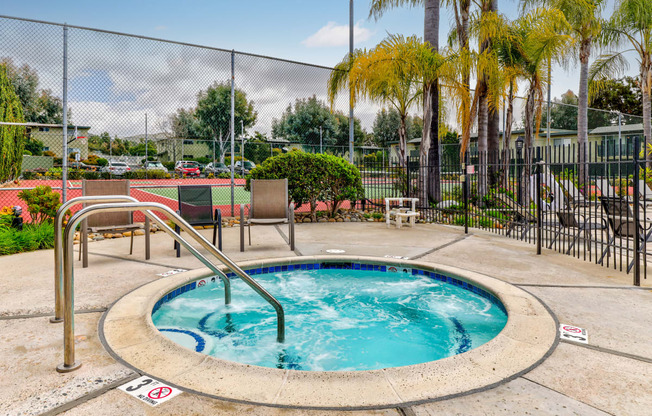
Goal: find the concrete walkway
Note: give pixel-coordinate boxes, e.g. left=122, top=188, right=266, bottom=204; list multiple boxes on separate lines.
left=0, top=222, right=650, bottom=415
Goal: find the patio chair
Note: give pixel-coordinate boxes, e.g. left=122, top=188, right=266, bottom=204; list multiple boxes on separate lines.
left=174, top=185, right=222, bottom=257
left=547, top=210, right=607, bottom=254
left=596, top=179, right=618, bottom=199
left=240, top=179, right=295, bottom=252
left=598, top=196, right=652, bottom=272
left=494, top=193, right=537, bottom=240
left=80, top=179, right=150, bottom=268
left=559, top=179, right=591, bottom=209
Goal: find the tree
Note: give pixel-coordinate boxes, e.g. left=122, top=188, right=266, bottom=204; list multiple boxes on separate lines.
left=524, top=0, right=605, bottom=185
left=271, top=96, right=363, bottom=153
left=370, top=0, right=442, bottom=203
left=24, top=136, right=44, bottom=156
left=0, top=64, right=25, bottom=183
left=539, top=90, right=612, bottom=131
left=1, top=58, right=66, bottom=124
left=590, top=76, right=642, bottom=117
left=272, top=96, right=337, bottom=148
left=591, top=0, right=652, bottom=167
left=328, top=34, right=444, bottom=171
left=372, top=108, right=422, bottom=148
left=195, top=81, right=257, bottom=164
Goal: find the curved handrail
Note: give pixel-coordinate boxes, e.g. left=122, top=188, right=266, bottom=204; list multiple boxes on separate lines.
left=57, top=201, right=285, bottom=373
left=52, top=196, right=231, bottom=323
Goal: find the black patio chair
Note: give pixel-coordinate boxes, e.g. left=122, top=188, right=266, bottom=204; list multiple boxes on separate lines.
left=598, top=196, right=652, bottom=272
left=174, top=185, right=222, bottom=257
left=547, top=210, right=607, bottom=254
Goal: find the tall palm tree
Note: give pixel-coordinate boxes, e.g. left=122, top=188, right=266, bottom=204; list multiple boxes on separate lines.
left=370, top=0, right=442, bottom=202
left=591, top=0, right=652, bottom=167
left=328, top=35, right=445, bottom=170
left=523, top=0, right=604, bottom=185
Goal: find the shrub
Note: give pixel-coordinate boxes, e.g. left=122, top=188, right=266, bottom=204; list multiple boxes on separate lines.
left=43, top=150, right=56, bottom=157
left=248, top=151, right=364, bottom=219
left=124, top=169, right=168, bottom=179
left=17, top=185, right=64, bottom=224
left=21, top=170, right=38, bottom=180
left=0, top=222, right=55, bottom=255
left=82, top=171, right=100, bottom=180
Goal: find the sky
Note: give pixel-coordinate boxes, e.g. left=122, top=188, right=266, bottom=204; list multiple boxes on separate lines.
left=0, top=0, right=640, bottom=138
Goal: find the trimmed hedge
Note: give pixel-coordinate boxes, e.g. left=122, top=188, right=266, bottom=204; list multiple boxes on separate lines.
left=247, top=151, right=364, bottom=219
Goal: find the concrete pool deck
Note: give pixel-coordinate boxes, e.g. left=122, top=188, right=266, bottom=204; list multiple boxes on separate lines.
left=1, top=222, right=651, bottom=415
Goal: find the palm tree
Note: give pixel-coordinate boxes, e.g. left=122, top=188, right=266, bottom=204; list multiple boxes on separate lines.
left=591, top=0, right=652, bottom=168
left=370, top=0, right=442, bottom=202
left=328, top=35, right=445, bottom=171
left=523, top=0, right=604, bottom=186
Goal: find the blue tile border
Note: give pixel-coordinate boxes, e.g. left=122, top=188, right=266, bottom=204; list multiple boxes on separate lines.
left=152, top=262, right=507, bottom=315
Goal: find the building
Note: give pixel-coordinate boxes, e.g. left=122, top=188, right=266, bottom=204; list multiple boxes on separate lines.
left=25, top=123, right=91, bottom=159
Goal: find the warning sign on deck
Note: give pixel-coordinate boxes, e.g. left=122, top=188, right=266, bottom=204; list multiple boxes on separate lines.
left=118, top=376, right=182, bottom=407
left=559, top=324, right=588, bottom=344
left=157, top=268, right=188, bottom=277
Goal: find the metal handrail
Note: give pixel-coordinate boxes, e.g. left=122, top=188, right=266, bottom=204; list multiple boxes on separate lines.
left=57, top=201, right=285, bottom=373
left=51, top=196, right=231, bottom=323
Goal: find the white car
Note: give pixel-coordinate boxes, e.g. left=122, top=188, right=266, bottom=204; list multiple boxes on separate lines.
left=103, top=161, right=131, bottom=176
left=143, top=161, right=168, bottom=173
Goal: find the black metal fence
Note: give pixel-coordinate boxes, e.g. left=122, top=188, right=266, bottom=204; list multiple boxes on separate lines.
left=358, top=139, right=651, bottom=285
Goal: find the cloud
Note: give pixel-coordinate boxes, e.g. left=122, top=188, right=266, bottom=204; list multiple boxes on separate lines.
left=302, top=21, right=373, bottom=48
left=0, top=15, right=385, bottom=139
left=154, top=25, right=167, bottom=31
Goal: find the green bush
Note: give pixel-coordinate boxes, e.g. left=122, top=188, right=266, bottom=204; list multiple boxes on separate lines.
left=21, top=170, right=38, bottom=180
left=247, top=151, right=364, bottom=219
left=163, top=161, right=175, bottom=171
left=17, top=185, right=64, bottom=224
left=0, top=222, right=55, bottom=255
left=124, top=169, right=169, bottom=179
left=82, top=171, right=100, bottom=180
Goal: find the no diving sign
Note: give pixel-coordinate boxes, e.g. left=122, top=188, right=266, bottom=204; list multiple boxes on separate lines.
left=559, top=324, right=588, bottom=344
left=118, top=376, right=182, bottom=406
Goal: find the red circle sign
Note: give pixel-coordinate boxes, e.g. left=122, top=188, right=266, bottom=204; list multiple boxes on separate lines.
left=148, top=386, right=172, bottom=400
left=563, top=325, right=581, bottom=333
left=388, top=267, right=397, bottom=272
left=197, top=280, right=206, bottom=287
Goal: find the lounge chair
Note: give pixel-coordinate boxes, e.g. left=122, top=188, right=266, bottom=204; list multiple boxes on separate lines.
left=598, top=196, right=652, bottom=272
left=596, top=179, right=618, bottom=199
left=559, top=179, right=591, bottom=209
left=494, top=193, right=537, bottom=240
left=174, top=185, right=222, bottom=257
left=240, top=179, right=295, bottom=252
left=80, top=179, right=150, bottom=268
left=548, top=210, right=607, bottom=254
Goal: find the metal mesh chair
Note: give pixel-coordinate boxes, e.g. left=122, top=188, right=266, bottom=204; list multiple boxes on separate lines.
left=174, top=185, right=222, bottom=257
left=80, top=179, right=150, bottom=268
left=599, top=196, right=652, bottom=272
left=240, top=179, right=294, bottom=252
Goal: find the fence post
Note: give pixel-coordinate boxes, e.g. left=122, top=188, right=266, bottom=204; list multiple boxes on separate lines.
left=62, top=24, right=69, bottom=202
left=230, top=50, right=235, bottom=216
left=536, top=161, right=543, bottom=255
left=633, top=136, right=641, bottom=286
left=464, top=152, right=469, bottom=234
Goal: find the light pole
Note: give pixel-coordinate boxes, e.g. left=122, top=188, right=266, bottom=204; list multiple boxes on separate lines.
left=348, top=0, right=354, bottom=163
left=515, top=136, right=525, bottom=204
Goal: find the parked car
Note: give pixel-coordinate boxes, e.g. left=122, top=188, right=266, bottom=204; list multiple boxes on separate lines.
left=203, top=162, right=230, bottom=175
left=69, top=161, right=97, bottom=171
left=143, top=161, right=168, bottom=173
left=235, top=160, right=256, bottom=174
left=102, top=161, right=131, bottom=176
left=175, top=161, right=201, bottom=177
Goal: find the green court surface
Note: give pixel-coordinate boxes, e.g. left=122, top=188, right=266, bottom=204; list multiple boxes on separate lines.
left=139, top=183, right=396, bottom=205
left=140, top=186, right=251, bottom=205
